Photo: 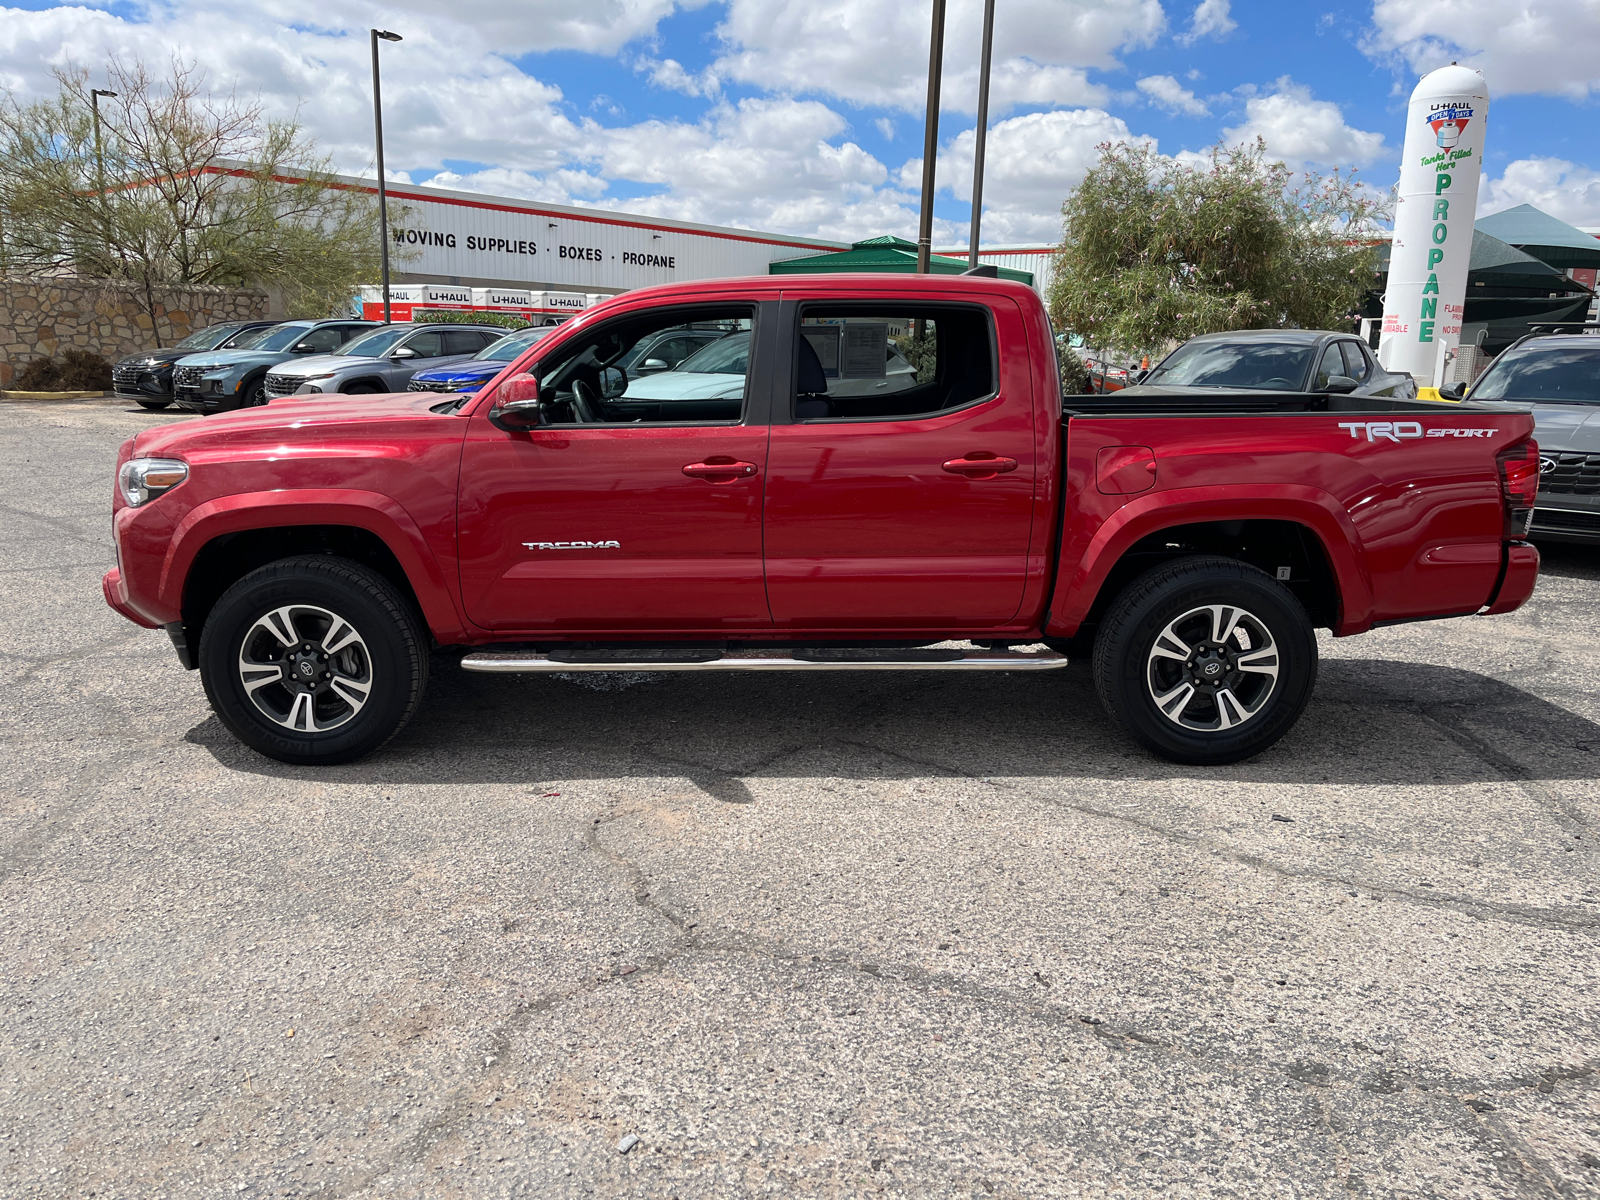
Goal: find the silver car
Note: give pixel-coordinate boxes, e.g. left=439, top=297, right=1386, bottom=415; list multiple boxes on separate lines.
left=263, top=323, right=509, bottom=399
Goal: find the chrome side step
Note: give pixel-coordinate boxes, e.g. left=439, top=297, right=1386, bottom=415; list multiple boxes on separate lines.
left=460, top=647, right=1069, bottom=673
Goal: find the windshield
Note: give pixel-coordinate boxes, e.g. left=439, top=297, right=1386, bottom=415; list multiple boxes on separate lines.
left=337, top=327, right=410, bottom=357
left=477, top=327, right=551, bottom=363
left=674, top=332, right=750, bottom=375
left=1144, top=341, right=1315, bottom=390
left=175, top=324, right=246, bottom=351
left=241, top=324, right=316, bottom=352
left=1470, top=344, right=1600, bottom=404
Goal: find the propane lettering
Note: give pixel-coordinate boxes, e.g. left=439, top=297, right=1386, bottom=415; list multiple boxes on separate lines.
left=1378, top=65, right=1490, bottom=387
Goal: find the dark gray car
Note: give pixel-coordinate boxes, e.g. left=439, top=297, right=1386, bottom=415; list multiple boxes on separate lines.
left=1462, top=331, right=1600, bottom=544
left=263, top=323, right=508, bottom=399
left=1118, top=329, right=1416, bottom=400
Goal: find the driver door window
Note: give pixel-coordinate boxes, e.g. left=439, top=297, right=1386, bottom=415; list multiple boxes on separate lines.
left=295, top=327, right=344, bottom=354
left=401, top=331, right=447, bottom=359
left=535, top=307, right=755, bottom=425
left=1313, top=344, right=1344, bottom=390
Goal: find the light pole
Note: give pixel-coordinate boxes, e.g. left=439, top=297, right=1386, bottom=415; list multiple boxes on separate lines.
left=89, top=89, right=117, bottom=262
left=967, top=0, right=996, bottom=270
left=915, top=0, right=947, bottom=274
left=370, top=29, right=402, bottom=323
left=89, top=89, right=117, bottom=181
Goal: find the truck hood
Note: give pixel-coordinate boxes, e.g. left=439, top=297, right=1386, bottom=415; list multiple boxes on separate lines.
left=620, top=371, right=746, bottom=402
left=268, top=353, right=379, bottom=380
left=411, top=362, right=503, bottom=386
left=173, top=349, right=295, bottom=372
left=114, top=348, right=194, bottom=370
left=130, top=392, right=449, bottom=459
left=1477, top=400, right=1600, bottom=454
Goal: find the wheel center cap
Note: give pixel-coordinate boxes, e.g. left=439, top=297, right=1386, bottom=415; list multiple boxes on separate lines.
left=1202, top=661, right=1222, bottom=677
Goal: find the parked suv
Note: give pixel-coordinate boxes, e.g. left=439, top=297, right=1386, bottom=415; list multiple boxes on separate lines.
left=1460, top=327, right=1600, bottom=543
left=406, top=325, right=556, bottom=394
left=112, top=320, right=281, bottom=410
left=265, top=323, right=506, bottom=398
left=1120, top=330, right=1416, bottom=399
left=173, top=319, right=377, bottom=413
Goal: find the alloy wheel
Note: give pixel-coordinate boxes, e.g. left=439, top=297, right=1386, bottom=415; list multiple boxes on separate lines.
left=1145, top=603, right=1280, bottom=731
left=236, top=604, right=373, bottom=733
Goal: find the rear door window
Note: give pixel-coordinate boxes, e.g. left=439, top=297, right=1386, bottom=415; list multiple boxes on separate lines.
left=403, top=331, right=447, bottom=358
left=789, top=305, right=995, bottom=420
left=296, top=326, right=345, bottom=354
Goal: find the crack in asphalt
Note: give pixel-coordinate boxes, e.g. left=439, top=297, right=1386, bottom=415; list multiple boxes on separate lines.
left=830, top=736, right=1600, bottom=936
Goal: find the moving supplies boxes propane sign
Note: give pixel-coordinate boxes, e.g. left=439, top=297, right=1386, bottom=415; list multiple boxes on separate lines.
left=1377, top=65, right=1490, bottom=389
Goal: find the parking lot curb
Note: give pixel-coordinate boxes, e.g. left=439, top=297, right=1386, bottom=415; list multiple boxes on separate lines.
left=0, top=389, right=115, bottom=402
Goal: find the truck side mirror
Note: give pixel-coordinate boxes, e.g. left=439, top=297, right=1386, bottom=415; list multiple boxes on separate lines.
left=1324, top=374, right=1360, bottom=394
left=1438, top=381, right=1466, bottom=400
left=488, top=374, right=541, bottom=431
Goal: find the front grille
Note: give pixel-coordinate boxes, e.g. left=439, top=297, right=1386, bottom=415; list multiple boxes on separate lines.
left=113, top=363, right=158, bottom=395
left=408, top=379, right=467, bottom=392
left=1538, top=452, right=1600, bottom=496
left=264, top=373, right=299, bottom=398
left=173, top=365, right=204, bottom=391
left=1532, top=507, right=1600, bottom=534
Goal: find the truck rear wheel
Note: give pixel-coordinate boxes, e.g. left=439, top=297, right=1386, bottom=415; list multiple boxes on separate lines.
left=1091, top=556, right=1316, bottom=765
left=198, top=556, right=428, bottom=765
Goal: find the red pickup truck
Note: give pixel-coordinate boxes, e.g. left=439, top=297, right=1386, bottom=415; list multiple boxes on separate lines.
left=104, top=275, right=1541, bottom=767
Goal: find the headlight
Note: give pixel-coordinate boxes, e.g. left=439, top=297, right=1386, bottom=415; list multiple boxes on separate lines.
left=300, top=372, right=338, bottom=382
left=118, top=458, right=188, bottom=507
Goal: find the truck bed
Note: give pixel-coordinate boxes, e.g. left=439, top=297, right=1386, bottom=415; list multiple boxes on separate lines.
left=1063, top=391, right=1479, bottom=416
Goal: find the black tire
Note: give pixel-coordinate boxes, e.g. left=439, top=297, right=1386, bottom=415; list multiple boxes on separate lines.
left=137, top=399, right=171, bottom=411
left=198, top=555, right=428, bottom=765
left=1091, top=556, right=1316, bottom=765
left=344, top=382, right=381, bottom=395
left=240, top=376, right=267, bottom=407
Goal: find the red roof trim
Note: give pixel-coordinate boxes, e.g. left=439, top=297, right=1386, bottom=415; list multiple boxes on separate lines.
left=201, top=165, right=837, bottom=253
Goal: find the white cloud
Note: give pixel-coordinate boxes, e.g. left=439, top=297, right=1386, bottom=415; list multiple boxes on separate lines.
left=1177, top=0, right=1236, bottom=45
left=1365, top=0, right=1600, bottom=99
left=1136, top=74, right=1209, bottom=116
left=712, top=0, right=1162, bottom=113
left=1222, top=78, right=1386, bottom=168
left=588, top=98, right=926, bottom=242
left=939, top=109, right=1157, bottom=243
left=1479, top=158, right=1600, bottom=228
left=636, top=56, right=720, bottom=98
left=875, top=117, right=897, bottom=141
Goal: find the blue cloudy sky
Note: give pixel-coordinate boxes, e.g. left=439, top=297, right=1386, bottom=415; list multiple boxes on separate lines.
left=3, top=0, right=1597, bottom=244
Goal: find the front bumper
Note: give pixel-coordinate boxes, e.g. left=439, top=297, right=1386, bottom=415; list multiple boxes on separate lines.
left=1530, top=491, right=1600, bottom=544
left=102, top=567, right=160, bottom=629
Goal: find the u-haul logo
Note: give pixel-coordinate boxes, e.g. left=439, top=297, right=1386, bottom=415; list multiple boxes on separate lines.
left=1338, top=422, right=1496, bottom=443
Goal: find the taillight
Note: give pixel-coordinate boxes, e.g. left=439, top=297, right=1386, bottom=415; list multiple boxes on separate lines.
left=1497, top=440, right=1538, bottom=539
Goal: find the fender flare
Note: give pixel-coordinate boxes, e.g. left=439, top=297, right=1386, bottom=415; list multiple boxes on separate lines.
left=1045, top=484, right=1376, bottom=638
left=159, top=489, right=472, bottom=642
left=339, top=376, right=389, bottom=394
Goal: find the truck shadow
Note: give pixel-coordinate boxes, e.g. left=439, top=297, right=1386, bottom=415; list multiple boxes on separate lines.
left=187, top=656, right=1599, bottom=793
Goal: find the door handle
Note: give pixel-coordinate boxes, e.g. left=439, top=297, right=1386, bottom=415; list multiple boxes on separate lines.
left=683, top=458, right=759, bottom=481
left=942, top=453, right=1018, bottom=479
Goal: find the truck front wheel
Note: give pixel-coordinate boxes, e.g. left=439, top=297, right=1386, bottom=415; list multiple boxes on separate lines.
left=198, top=556, right=429, bottom=765
left=1091, top=556, right=1316, bottom=765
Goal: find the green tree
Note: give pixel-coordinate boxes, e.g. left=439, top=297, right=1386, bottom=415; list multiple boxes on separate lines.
left=1048, top=139, right=1388, bottom=359
left=0, top=60, right=399, bottom=341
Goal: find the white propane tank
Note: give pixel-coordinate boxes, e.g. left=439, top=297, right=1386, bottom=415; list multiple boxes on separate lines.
left=1377, top=64, right=1490, bottom=389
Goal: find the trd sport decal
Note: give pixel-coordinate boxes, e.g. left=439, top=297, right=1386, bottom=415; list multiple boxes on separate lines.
left=1337, top=421, right=1497, bottom=443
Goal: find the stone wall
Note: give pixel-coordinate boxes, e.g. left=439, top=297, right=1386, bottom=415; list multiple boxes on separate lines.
left=0, top=278, right=272, bottom=386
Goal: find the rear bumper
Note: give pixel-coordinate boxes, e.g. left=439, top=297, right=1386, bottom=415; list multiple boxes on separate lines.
left=1482, top=542, right=1540, bottom=615
left=102, top=567, right=160, bottom=629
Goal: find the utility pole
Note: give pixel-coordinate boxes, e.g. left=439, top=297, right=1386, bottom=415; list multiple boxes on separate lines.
left=915, top=0, right=947, bottom=274
left=89, top=89, right=118, bottom=263
left=371, top=29, right=403, bottom=323
left=967, top=0, right=996, bottom=269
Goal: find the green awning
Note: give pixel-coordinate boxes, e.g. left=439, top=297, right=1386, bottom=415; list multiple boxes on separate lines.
left=769, top=235, right=1034, bottom=286
left=1474, top=204, right=1600, bottom=270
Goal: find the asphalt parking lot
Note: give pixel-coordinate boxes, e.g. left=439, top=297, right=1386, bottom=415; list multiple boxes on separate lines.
left=2, top=397, right=1598, bottom=1199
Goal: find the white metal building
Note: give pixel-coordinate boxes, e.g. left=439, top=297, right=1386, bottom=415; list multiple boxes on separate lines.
left=262, top=166, right=849, bottom=300
left=935, top=244, right=1057, bottom=297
